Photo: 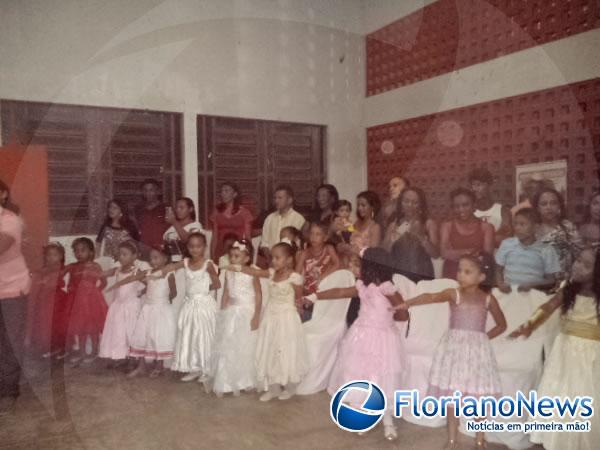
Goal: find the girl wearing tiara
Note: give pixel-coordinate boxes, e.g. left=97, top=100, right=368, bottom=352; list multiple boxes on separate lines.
left=229, top=241, right=308, bottom=401
left=393, top=254, right=506, bottom=449
left=152, top=232, right=220, bottom=384
left=210, top=239, right=262, bottom=396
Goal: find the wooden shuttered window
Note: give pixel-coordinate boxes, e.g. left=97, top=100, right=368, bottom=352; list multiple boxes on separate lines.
left=197, top=115, right=325, bottom=224
left=1, top=100, right=182, bottom=236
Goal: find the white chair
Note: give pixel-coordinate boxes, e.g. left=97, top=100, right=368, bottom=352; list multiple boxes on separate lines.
left=480, top=287, right=554, bottom=450
left=297, top=270, right=355, bottom=396
left=401, top=278, right=458, bottom=428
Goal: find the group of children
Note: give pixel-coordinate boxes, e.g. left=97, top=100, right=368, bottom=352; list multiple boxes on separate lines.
left=26, top=208, right=599, bottom=449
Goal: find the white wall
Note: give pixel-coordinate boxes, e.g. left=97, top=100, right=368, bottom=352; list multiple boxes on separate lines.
left=0, top=0, right=366, bottom=209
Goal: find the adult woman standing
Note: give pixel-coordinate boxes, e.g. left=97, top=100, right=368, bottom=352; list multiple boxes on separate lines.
left=533, top=188, right=583, bottom=276
left=0, top=180, right=30, bottom=414
left=384, top=187, right=438, bottom=280
left=579, top=191, right=600, bottom=247
left=349, top=191, right=382, bottom=253
left=440, top=188, right=495, bottom=279
left=163, top=197, right=204, bottom=262
left=307, top=184, right=339, bottom=225
left=209, top=182, right=253, bottom=260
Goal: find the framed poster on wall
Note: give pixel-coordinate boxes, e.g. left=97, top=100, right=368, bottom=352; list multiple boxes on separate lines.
left=515, top=160, right=568, bottom=205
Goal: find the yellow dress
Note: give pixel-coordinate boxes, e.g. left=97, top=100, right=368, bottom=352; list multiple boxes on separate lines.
left=531, top=295, right=599, bottom=450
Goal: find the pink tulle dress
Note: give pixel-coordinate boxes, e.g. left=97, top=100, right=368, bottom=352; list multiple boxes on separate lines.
left=427, top=289, right=502, bottom=398
left=327, top=280, right=405, bottom=401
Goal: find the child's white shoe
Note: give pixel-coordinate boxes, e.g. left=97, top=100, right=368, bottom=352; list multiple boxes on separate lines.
left=198, top=375, right=211, bottom=393
left=278, top=390, right=293, bottom=401
left=180, top=372, right=201, bottom=382
left=259, top=391, right=277, bottom=402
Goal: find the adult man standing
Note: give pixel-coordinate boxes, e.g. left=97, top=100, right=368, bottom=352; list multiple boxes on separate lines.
left=258, top=185, right=305, bottom=265
left=135, top=179, right=169, bottom=258
left=469, top=168, right=513, bottom=247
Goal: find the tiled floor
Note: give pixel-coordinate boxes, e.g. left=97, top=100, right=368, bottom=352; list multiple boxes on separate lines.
left=1, top=359, right=535, bottom=450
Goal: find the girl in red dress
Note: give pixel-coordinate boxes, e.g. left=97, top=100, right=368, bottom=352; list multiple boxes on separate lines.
left=27, top=243, right=67, bottom=358
left=65, top=238, right=107, bottom=364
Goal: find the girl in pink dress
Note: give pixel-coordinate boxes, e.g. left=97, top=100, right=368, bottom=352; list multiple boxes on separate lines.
left=301, top=247, right=408, bottom=440
left=394, top=254, right=507, bottom=449
left=99, top=241, right=144, bottom=365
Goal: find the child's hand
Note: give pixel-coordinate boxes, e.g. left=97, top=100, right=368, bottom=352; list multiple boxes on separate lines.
left=389, top=303, right=409, bottom=311
left=497, top=282, right=512, bottom=294
left=507, top=324, right=532, bottom=339
left=250, top=315, right=259, bottom=331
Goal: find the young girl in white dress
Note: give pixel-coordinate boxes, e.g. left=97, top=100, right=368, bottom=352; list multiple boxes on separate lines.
left=156, top=232, right=220, bottom=384
left=510, top=247, right=600, bottom=450
left=210, top=239, right=262, bottom=397
left=127, top=246, right=177, bottom=378
left=99, top=241, right=144, bottom=364
left=230, top=241, right=308, bottom=401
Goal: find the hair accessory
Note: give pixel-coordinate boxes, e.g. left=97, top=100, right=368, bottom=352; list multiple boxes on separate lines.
left=280, top=237, right=293, bottom=246
left=45, top=241, right=65, bottom=250
left=232, top=241, right=248, bottom=253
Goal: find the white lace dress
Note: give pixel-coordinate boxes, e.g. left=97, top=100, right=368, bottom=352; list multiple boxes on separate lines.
left=99, top=269, right=144, bottom=360
left=210, top=270, right=258, bottom=393
left=171, top=259, right=217, bottom=374
left=428, top=289, right=502, bottom=398
left=129, top=271, right=177, bottom=360
left=531, top=294, right=600, bottom=450
left=255, top=270, right=308, bottom=391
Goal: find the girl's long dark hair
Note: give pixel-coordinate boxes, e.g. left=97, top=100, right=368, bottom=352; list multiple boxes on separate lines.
left=583, top=191, right=600, bottom=224
left=177, top=197, right=197, bottom=221
left=216, top=182, right=241, bottom=214
left=393, top=186, right=429, bottom=226
left=360, top=247, right=395, bottom=286
left=562, top=248, right=600, bottom=316
left=312, top=184, right=339, bottom=214
left=97, top=199, right=139, bottom=242
left=356, top=190, right=382, bottom=220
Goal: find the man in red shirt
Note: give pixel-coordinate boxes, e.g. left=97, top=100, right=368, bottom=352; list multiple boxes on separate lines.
left=135, top=179, right=169, bottom=259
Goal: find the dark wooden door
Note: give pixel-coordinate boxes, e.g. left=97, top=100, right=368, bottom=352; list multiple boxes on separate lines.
left=1, top=100, right=182, bottom=235
left=197, top=115, right=325, bottom=225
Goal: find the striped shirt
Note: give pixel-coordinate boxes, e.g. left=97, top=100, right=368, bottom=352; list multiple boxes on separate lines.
left=495, top=237, right=561, bottom=286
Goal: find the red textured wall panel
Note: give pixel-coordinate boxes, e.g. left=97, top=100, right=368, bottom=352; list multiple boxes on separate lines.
left=366, top=0, right=600, bottom=96
left=367, top=78, right=600, bottom=221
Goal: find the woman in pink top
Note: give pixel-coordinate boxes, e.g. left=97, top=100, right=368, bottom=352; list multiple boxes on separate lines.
left=210, top=182, right=253, bottom=260
left=0, top=180, right=31, bottom=412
